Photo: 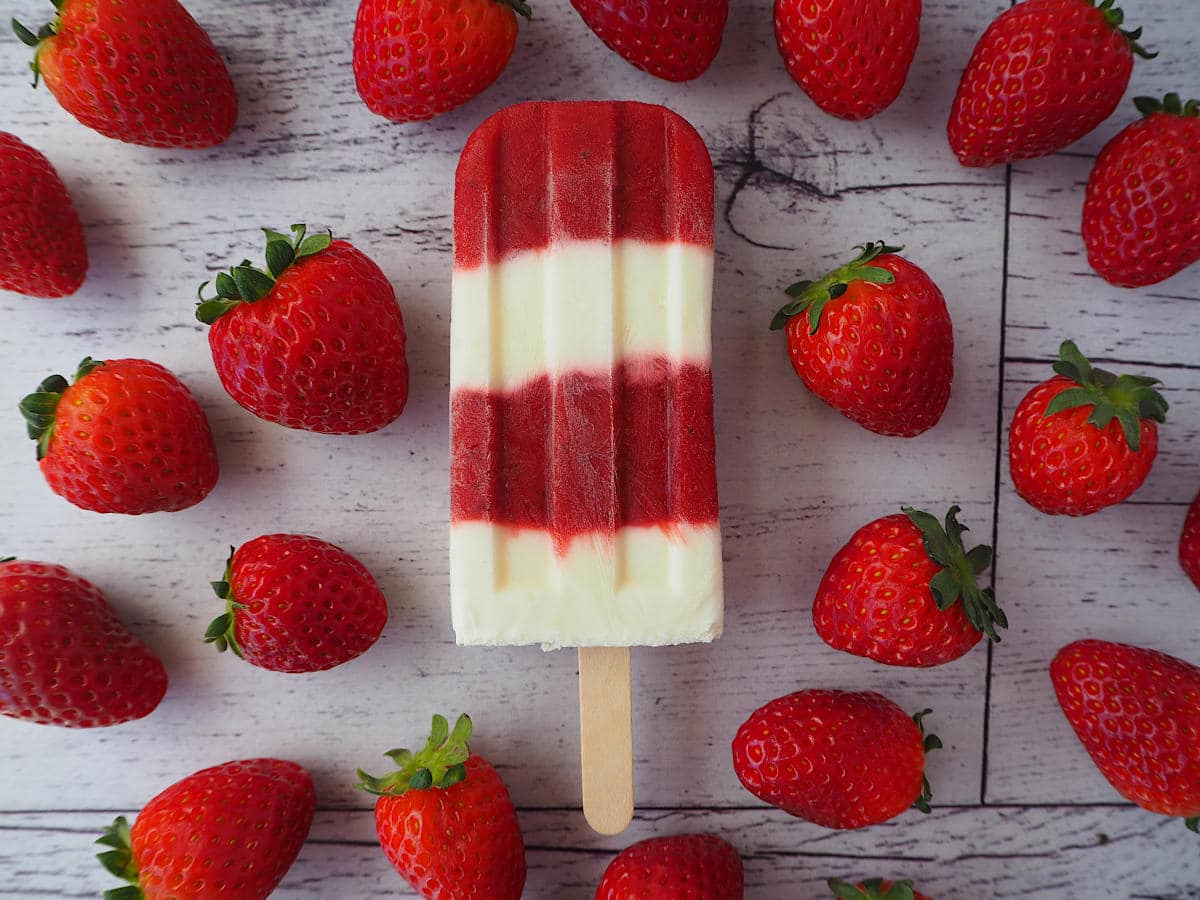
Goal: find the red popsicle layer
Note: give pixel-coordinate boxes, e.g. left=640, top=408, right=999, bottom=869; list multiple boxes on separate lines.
left=451, top=358, right=717, bottom=553
left=454, top=100, right=714, bottom=269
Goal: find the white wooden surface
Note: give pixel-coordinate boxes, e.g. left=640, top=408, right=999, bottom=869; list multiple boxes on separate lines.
left=1, top=0, right=1198, bottom=896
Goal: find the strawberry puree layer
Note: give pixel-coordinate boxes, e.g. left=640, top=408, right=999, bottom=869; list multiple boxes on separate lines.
left=450, top=359, right=717, bottom=549
left=454, top=101, right=714, bottom=269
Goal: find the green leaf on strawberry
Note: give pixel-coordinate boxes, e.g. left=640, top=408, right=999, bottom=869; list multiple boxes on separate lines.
left=18, top=359, right=105, bottom=460
left=828, top=878, right=917, bottom=900
left=772, top=240, right=903, bottom=333
left=910, top=709, right=941, bottom=814
left=203, top=546, right=246, bottom=657
left=197, top=224, right=334, bottom=325
left=1133, top=92, right=1199, bottom=118
left=1045, top=340, right=1167, bottom=452
left=902, top=505, right=1007, bottom=643
left=358, top=714, right=474, bottom=796
left=96, top=815, right=142, bottom=899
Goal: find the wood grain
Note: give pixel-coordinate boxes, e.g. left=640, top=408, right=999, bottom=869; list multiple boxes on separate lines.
left=0, top=0, right=1198, bottom=894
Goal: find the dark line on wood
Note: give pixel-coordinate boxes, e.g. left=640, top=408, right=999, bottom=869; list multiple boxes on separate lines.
left=981, top=163, right=1014, bottom=807
left=1006, top=355, right=1200, bottom=373
left=0, top=801, right=1145, bottom=818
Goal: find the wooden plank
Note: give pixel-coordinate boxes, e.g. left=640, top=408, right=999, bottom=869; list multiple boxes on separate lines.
left=987, top=364, right=1200, bottom=804
left=991, top=0, right=1200, bottom=809
left=2, top=807, right=1197, bottom=898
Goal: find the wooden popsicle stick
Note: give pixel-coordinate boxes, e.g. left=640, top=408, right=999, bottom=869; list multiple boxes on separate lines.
left=578, top=646, right=634, bottom=835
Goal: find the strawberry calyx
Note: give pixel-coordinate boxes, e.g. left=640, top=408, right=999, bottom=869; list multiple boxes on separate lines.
left=496, top=0, right=533, bottom=19
left=19, top=357, right=105, bottom=461
left=10, top=0, right=64, bottom=87
left=902, top=505, right=1007, bottom=643
left=203, top=546, right=246, bottom=658
left=96, top=815, right=145, bottom=900
left=771, top=240, right=903, bottom=334
left=911, top=709, right=942, bottom=814
left=1088, top=0, right=1155, bottom=59
left=357, top=714, right=473, bottom=796
left=196, top=224, right=333, bottom=325
left=0, top=557, right=14, bottom=563
left=1187, top=816, right=1198, bottom=833
left=828, top=878, right=917, bottom=900
left=1044, top=340, right=1168, bottom=452
left=1133, top=93, right=1199, bottom=118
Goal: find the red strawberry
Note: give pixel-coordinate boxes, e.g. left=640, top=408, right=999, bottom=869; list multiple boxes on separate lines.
left=774, top=0, right=920, bottom=120
left=13, top=0, right=236, bottom=149
left=1050, top=639, right=1200, bottom=832
left=814, top=505, right=1006, bottom=668
left=570, top=0, right=728, bottom=83
left=18, top=357, right=219, bottom=514
left=596, top=833, right=744, bottom=900
left=770, top=241, right=953, bottom=437
left=1082, top=94, right=1200, bottom=287
left=0, top=132, right=86, bottom=298
left=358, top=714, right=527, bottom=899
left=353, top=0, right=530, bottom=123
left=197, top=225, right=408, bottom=435
left=828, top=878, right=932, bottom=900
left=0, top=559, right=167, bottom=728
left=1182, top=489, right=1200, bottom=591
left=97, top=758, right=316, bottom=898
left=947, top=0, right=1153, bottom=167
left=1008, top=341, right=1166, bottom=516
left=732, top=690, right=941, bottom=829
left=204, top=533, right=389, bottom=673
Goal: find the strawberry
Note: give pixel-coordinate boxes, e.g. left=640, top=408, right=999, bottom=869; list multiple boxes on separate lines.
left=353, top=0, right=531, bottom=123
left=12, top=0, right=236, bottom=149
left=1182, top=489, right=1200, bottom=591
left=814, top=505, right=1006, bottom=668
left=197, top=225, right=409, bottom=435
left=770, top=241, right=953, bottom=437
left=97, top=758, right=316, bottom=898
left=947, top=0, right=1153, bottom=167
left=1082, top=94, right=1200, bottom=288
left=774, top=0, right=920, bottom=120
left=357, top=714, right=527, bottom=899
left=0, top=559, right=167, bottom=728
left=204, top=533, right=389, bottom=673
left=570, top=0, right=728, bottom=83
left=0, top=132, right=86, bottom=298
left=1008, top=341, right=1167, bottom=516
left=1050, top=639, right=1200, bottom=832
left=732, top=690, right=941, bottom=829
left=18, top=357, right=219, bottom=514
left=596, top=833, right=744, bottom=900
left=828, top=878, right=932, bottom=900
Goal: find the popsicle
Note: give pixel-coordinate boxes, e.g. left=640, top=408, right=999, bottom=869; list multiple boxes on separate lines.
left=450, top=100, right=723, bottom=832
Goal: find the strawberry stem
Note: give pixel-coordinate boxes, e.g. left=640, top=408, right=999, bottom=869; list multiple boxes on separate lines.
left=496, top=0, right=532, bottom=19
left=96, top=816, right=145, bottom=900
left=196, top=224, right=333, bottom=325
left=1043, top=340, right=1167, bottom=452
left=771, top=240, right=903, bottom=334
left=1090, top=0, right=1155, bottom=58
left=1133, top=93, right=1199, bottom=118
left=910, top=709, right=941, bottom=814
left=10, top=0, right=64, bottom=87
left=902, top=505, right=1007, bottom=642
left=357, top=714, right=473, bottom=796
left=203, top=546, right=245, bottom=658
left=18, top=358, right=105, bottom=461
left=828, top=879, right=917, bottom=900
